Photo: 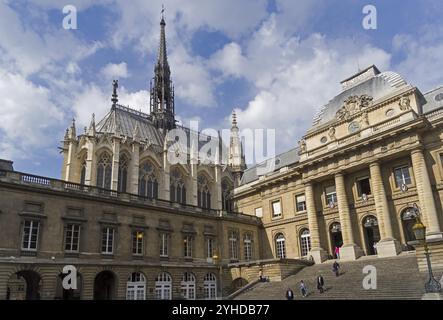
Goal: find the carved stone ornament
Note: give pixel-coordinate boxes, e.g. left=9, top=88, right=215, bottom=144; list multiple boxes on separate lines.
left=299, top=139, right=307, bottom=153
left=360, top=110, right=369, bottom=127
left=336, top=95, right=373, bottom=120
left=328, top=127, right=336, bottom=140
left=399, top=95, right=411, bottom=111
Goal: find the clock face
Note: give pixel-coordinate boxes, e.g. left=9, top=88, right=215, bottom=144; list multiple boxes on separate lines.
left=348, top=121, right=360, bottom=133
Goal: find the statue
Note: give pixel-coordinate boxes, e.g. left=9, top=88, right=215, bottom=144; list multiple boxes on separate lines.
left=360, top=110, right=369, bottom=127
left=299, top=139, right=307, bottom=153
left=328, top=127, right=336, bottom=140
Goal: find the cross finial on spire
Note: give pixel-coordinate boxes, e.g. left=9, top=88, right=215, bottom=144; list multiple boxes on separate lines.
left=112, top=80, right=119, bottom=106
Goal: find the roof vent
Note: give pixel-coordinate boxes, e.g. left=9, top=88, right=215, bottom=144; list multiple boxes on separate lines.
left=340, top=65, right=381, bottom=91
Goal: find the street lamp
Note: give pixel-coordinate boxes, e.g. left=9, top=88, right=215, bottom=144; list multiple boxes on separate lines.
left=412, top=214, right=441, bottom=293
left=212, top=251, right=223, bottom=300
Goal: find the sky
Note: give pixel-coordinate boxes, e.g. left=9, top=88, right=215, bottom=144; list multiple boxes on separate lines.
left=1, top=0, right=443, bottom=178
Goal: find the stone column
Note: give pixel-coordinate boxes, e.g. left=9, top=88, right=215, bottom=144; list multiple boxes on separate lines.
left=334, top=172, right=362, bottom=260
left=411, top=148, right=443, bottom=240
left=110, top=138, right=121, bottom=191
left=129, top=142, right=140, bottom=194
left=369, top=162, right=401, bottom=257
left=163, top=150, right=170, bottom=201
left=64, top=141, right=77, bottom=182
left=305, top=182, right=327, bottom=263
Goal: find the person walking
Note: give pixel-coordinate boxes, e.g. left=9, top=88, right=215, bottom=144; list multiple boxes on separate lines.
left=317, top=275, right=325, bottom=294
left=286, top=288, right=294, bottom=300
left=299, top=280, right=308, bottom=297
left=334, top=246, right=340, bottom=259
left=332, top=261, right=340, bottom=277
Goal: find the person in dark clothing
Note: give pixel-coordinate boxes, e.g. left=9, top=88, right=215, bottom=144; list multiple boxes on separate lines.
left=332, top=261, right=340, bottom=277
left=317, top=275, right=325, bottom=293
left=286, top=288, right=294, bottom=300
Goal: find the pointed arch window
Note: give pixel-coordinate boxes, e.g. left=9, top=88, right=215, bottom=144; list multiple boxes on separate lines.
left=96, top=152, right=112, bottom=189
left=222, top=179, right=233, bottom=212
left=139, top=161, right=158, bottom=199
left=118, top=154, right=129, bottom=193
left=198, top=174, right=211, bottom=209
left=170, top=168, right=186, bottom=204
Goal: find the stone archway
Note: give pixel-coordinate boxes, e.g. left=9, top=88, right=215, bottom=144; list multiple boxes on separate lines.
left=7, top=270, right=41, bottom=300
left=93, top=271, right=116, bottom=300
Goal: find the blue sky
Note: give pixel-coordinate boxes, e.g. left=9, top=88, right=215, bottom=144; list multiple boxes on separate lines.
left=1, top=0, right=443, bottom=178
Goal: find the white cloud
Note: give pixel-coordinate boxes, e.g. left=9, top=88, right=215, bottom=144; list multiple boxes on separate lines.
left=71, top=85, right=108, bottom=130
left=209, top=42, right=246, bottom=79
left=0, top=70, right=64, bottom=159
left=101, top=62, right=129, bottom=79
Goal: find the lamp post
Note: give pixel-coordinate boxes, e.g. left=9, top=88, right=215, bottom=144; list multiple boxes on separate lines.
left=412, top=211, right=441, bottom=293
left=212, top=251, right=223, bottom=300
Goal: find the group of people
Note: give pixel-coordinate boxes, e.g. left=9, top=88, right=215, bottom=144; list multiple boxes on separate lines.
left=285, top=261, right=341, bottom=300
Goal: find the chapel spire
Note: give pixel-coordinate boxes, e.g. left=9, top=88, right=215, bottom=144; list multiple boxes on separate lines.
left=150, top=6, right=175, bottom=131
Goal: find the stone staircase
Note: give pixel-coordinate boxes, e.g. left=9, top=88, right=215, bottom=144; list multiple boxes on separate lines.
left=235, top=254, right=439, bottom=300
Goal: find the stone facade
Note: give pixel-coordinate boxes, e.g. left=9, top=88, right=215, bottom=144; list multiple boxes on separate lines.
left=235, top=65, right=443, bottom=264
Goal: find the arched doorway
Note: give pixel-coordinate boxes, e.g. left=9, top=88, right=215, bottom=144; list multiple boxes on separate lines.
left=93, top=271, right=116, bottom=300
left=362, top=215, right=381, bottom=255
left=203, top=273, right=217, bottom=300
left=155, top=272, right=172, bottom=300
left=330, top=222, right=343, bottom=258
left=126, top=272, right=146, bottom=300
left=401, top=207, right=418, bottom=249
left=7, top=270, right=41, bottom=300
left=55, top=272, right=82, bottom=300
left=180, top=272, right=196, bottom=300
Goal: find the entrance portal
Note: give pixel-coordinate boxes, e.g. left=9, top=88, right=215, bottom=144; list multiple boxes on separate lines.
left=330, top=222, right=343, bottom=258
left=363, top=215, right=380, bottom=255
left=7, top=270, right=41, bottom=300
left=94, top=271, right=116, bottom=300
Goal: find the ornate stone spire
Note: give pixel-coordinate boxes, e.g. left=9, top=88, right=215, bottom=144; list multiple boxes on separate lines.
left=150, top=8, right=175, bottom=131
left=67, top=118, right=76, bottom=140
left=228, top=109, right=246, bottom=186
left=111, top=80, right=118, bottom=107
left=87, top=113, right=96, bottom=136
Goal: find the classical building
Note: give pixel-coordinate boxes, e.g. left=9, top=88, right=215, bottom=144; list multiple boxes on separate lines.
left=1, top=16, right=443, bottom=301
left=235, top=65, right=443, bottom=265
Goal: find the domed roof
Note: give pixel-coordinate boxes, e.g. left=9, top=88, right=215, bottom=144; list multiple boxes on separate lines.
left=311, top=66, right=410, bottom=131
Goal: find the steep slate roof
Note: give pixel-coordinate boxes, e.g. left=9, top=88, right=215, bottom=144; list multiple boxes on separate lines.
left=240, top=147, right=300, bottom=185
left=311, top=70, right=410, bottom=131
left=95, top=104, right=228, bottom=159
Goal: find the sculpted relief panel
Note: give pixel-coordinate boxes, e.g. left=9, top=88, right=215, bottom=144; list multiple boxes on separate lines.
left=336, top=94, right=373, bottom=121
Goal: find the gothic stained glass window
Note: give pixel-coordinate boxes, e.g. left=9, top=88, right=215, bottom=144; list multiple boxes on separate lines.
left=96, top=152, right=112, bottom=189
left=222, top=179, right=233, bottom=212
left=170, top=168, right=186, bottom=204
left=139, top=161, right=158, bottom=199
left=197, top=174, right=211, bottom=209
left=80, top=161, right=86, bottom=185
left=118, top=154, right=129, bottom=193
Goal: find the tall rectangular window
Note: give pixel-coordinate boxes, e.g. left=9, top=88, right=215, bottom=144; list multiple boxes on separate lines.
left=101, top=227, right=114, bottom=254
left=65, top=224, right=81, bottom=252
left=22, top=220, right=39, bottom=251
left=357, top=177, right=371, bottom=197
left=206, top=238, right=214, bottom=259
left=271, top=200, right=282, bottom=218
left=325, top=186, right=337, bottom=206
left=184, top=235, right=193, bottom=258
left=132, top=230, right=144, bottom=256
left=394, top=166, right=412, bottom=187
left=295, top=194, right=306, bottom=212
left=244, top=233, right=253, bottom=261
left=160, top=233, right=169, bottom=257
left=229, top=231, right=239, bottom=260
